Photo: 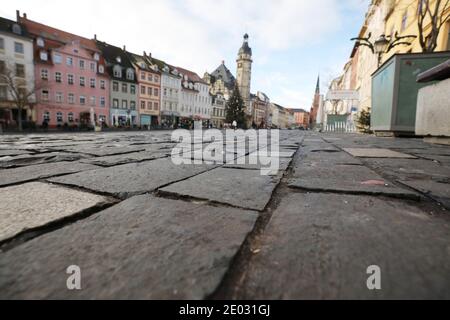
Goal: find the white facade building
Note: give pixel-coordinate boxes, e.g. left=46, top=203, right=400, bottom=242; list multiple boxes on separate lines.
left=0, top=17, right=35, bottom=126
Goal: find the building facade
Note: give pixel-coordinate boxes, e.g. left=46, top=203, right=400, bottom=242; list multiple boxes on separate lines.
left=204, top=61, right=236, bottom=101
left=96, top=41, right=138, bottom=127
left=211, top=92, right=226, bottom=128
left=130, top=52, right=161, bottom=127
left=0, top=16, right=35, bottom=128
left=19, top=13, right=110, bottom=128
left=252, top=91, right=270, bottom=128
left=292, top=108, right=310, bottom=128
left=157, top=61, right=182, bottom=128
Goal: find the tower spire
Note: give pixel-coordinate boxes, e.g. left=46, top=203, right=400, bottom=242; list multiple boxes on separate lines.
left=315, top=75, right=320, bottom=94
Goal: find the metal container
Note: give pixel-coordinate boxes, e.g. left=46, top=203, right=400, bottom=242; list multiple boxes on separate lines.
left=371, top=52, right=450, bottom=135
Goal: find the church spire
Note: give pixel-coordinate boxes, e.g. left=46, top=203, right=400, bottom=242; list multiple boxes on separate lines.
left=315, top=75, right=320, bottom=94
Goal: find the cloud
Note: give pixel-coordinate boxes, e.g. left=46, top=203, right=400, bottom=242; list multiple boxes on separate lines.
left=5, top=0, right=367, bottom=109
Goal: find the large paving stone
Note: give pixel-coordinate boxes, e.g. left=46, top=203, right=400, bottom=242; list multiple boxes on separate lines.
left=0, top=182, right=113, bottom=242
left=160, top=167, right=281, bottom=211
left=0, top=150, right=31, bottom=157
left=79, top=151, right=169, bottom=167
left=48, top=158, right=215, bottom=199
left=0, top=195, right=257, bottom=299
left=0, top=162, right=99, bottom=187
left=399, top=179, right=450, bottom=209
left=0, top=152, right=92, bottom=169
left=239, top=193, right=450, bottom=299
left=289, top=164, right=419, bottom=199
left=344, top=148, right=417, bottom=159
left=50, top=145, right=146, bottom=157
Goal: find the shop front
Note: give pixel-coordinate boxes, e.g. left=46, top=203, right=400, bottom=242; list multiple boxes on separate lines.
left=111, top=109, right=139, bottom=128
left=161, top=111, right=180, bottom=129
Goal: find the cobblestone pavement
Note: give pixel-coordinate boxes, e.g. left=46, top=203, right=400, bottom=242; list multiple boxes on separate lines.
left=0, top=131, right=449, bottom=299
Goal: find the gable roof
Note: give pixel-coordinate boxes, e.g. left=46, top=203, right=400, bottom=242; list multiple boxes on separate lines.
left=95, top=41, right=137, bottom=82
left=175, top=66, right=208, bottom=85
left=210, top=62, right=236, bottom=89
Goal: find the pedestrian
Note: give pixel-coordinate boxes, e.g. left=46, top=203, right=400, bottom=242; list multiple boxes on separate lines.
left=232, top=120, right=237, bottom=131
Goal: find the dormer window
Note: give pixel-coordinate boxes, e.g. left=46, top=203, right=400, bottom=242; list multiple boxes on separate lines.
left=94, top=53, right=100, bottom=61
left=37, top=37, right=45, bottom=47
left=116, top=56, right=121, bottom=63
left=113, top=65, right=122, bottom=78
left=140, top=62, right=146, bottom=69
left=40, top=51, right=48, bottom=61
left=99, top=65, right=104, bottom=73
left=12, top=24, right=22, bottom=35
left=126, top=69, right=134, bottom=80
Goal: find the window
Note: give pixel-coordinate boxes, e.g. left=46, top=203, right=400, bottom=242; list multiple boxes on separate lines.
left=14, top=42, right=24, bottom=54
left=0, top=60, right=4, bottom=74
left=68, top=74, right=74, bottom=85
left=43, top=111, right=50, bottom=121
left=130, top=85, right=136, bottom=94
left=154, top=76, right=159, bottom=82
left=147, top=87, right=152, bottom=96
left=113, top=66, right=122, bottom=78
left=40, top=51, right=48, bottom=61
left=66, top=57, right=73, bottom=66
left=94, top=53, right=100, bottom=61
left=100, top=97, right=106, bottom=107
left=164, top=88, right=167, bottom=97
left=127, top=69, right=134, bottom=80
left=141, top=72, right=145, bottom=80
left=80, top=76, right=85, bottom=87
left=90, top=62, right=96, bottom=71
left=154, top=102, right=159, bottom=110
left=16, top=64, right=25, bottom=78
left=37, top=38, right=44, bottom=47
left=113, top=99, right=119, bottom=108
left=80, top=96, right=86, bottom=105
left=90, top=78, right=96, bottom=88
left=147, top=101, right=152, bottom=110
left=90, top=96, right=96, bottom=106
left=130, top=101, right=136, bottom=110
left=141, top=85, right=146, bottom=95
left=68, top=93, right=75, bottom=104
left=12, top=24, right=22, bottom=35
left=141, top=101, right=146, bottom=109
left=113, top=82, right=119, bottom=92
left=154, top=88, right=159, bottom=97
left=56, top=112, right=63, bottom=123
left=0, top=38, right=4, bottom=50
left=122, top=83, right=127, bottom=93
left=100, top=80, right=106, bottom=89
left=41, top=69, right=48, bottom=80
left=55, top=92, right=63, bottom=103
left=55, top=72, right=62, bottom=83
left=122, top=100, right=128, bottom=109
left=68, top=112, right=74, bottom=122
left=53, top=53, right=62, bottom=64
left=41, top=90, right=49, bottom=101
left=79, top=60, right=85, bottom=69
left=99, top=65, right=104, bottom=73
left=148, top=74, right=153, bottom=82
left=0, top=86, right=7, bottom=98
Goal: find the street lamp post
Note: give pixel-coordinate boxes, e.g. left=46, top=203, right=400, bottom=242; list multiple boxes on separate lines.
left=351, top=32, right=417, bottom=67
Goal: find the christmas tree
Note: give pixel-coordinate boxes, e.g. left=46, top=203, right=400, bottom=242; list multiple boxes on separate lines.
left=226, top=85, right=247, bottom=129
left=356, top=108, right=372, bottom=133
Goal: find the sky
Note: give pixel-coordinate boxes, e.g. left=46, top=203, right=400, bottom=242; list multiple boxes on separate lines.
left=0, top=0, right=369, bottom=109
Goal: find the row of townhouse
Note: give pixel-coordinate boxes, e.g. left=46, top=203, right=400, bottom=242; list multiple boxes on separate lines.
left=0, top=11, right=214, bottom=129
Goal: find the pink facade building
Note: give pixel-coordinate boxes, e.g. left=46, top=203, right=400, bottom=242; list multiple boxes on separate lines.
left=18, top=13, right=110, bottom=128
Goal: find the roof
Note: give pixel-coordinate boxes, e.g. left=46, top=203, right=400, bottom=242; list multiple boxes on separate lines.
left=210, top=62, right=236, bottom=89
left=238, top=34, right=252, bottom=55
left=175, top=66, right=208, bottom=85
left=0, top=17, right=30, bottom=38
left=18, top=16, right=99, bottom=52
left=291, top=108, right=309, bottom=113
left=95, top=41, right=137, bottom=82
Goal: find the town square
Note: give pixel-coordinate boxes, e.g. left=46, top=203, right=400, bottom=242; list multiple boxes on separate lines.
left=0, top=0, right=450, bottom=303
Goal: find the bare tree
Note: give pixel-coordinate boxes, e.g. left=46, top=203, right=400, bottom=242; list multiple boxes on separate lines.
left=0, top=62, right=43, bottom=132
left=418, top=0, right=450, bottom=52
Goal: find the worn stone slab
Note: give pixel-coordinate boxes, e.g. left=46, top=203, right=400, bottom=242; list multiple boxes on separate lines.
left=50, top=145, right=146, bottom=157
left=400, top=179, right=450, bottom=209
left=238, top=193, right=450, bottom=299
left=289, top=165, right=418, bottom=199
left=0, top=162, right=99, bottom=187
left=0, top=149, right=31, bottom=157
left=0, top=182, right=113, bottom=242
left=344, top=148, right=417, bottom=159
left=224, top=155, right=291, bottom=172
left=300, top=151, right=363, bottom=166
left=161, top=167, right=281, bottom=210
left=0, top=195, right=257, bottom=299
left=79, top=151, right=169, bottom=167
left=0, top=152, right=92, bottom=169
left=48, top=159, right=215, bottom=199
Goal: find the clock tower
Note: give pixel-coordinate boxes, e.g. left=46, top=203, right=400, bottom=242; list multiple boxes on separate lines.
left=236, top=34, right=253, bottom=113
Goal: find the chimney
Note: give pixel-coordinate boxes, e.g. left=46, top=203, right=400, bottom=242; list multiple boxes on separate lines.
left=148, top=52, right=152, bottom=59
left=16, top=10, right=20, bottom=22
left=143, top=51, right=147, bottom=57
left=123, top=45, right=126, bottom=51
left=23, top=13, right=27, bottom=19
left=94, top=34, right=97, bottom=40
